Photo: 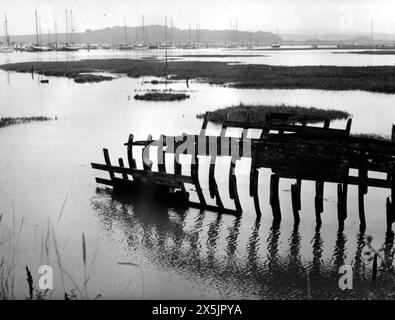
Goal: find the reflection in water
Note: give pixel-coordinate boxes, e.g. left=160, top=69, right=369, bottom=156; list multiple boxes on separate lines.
left=332, top=227, right=347, bottom=271
left=311, top=226, right=324, bottom=279
left=90, top=188, right=395, bottom=299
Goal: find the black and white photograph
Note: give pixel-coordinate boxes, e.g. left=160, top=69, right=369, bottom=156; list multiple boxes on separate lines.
left=1, top=0, right=395, bottom=307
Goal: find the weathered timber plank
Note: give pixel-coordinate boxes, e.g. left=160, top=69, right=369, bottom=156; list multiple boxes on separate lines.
left=249, top=167, right=262, bottom=217
left=229, top=157, right=242, bottom=214
left=192, top=135, right=206, bottom=205
left=118, top=158, right=129, bottom=180
left=95, top=177, right=114, bottom=186
left=142, top=134, right=153, bottom=171
left=270, top=174, right=281, bottom=222
left=91, top=163, right=194, bottom=184
left=103, top=148, right=115, bottom=180
left=127, top=134, right=137, bottom=169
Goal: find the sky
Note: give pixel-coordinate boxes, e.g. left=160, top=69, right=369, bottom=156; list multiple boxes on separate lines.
left=1, top=0, right=395, bottom=36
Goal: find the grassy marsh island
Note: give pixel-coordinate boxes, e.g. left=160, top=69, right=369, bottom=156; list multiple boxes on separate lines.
left=0, top=116, right=56, bottom=129
left=3, top=59, right=395, bottom=93
left=174, top=54, right=266, bottom=58
left=134, top=92, right=190, bottom=101
left=337, top=50, right=395, bottom=55
left=197, top=104, right=350, bottom=124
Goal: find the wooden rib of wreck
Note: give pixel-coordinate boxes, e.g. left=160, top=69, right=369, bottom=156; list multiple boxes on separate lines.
left=91, top=111, right=395, bottom=232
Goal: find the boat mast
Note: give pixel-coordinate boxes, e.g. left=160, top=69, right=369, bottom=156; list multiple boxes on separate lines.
left=4, top=13, right=10, bottom=46
left=170, top=18, right=173, bottom=46
left=39, top=16, right=42, bottom=44
left=230, top=21, right=233, bottom=43
left=70, top=10, right=74, bottom=43
left=165, top=16, right=167, bottom=45
left=123, top=17, right=128, bottom=45
left=35, top=10, right=39, bottom=45
left=165, top=16, right=168, bottom=67
left=142, top=15, right=145, bottom=44
left=188, top=22, right=191, bottom=45
left=55, top=21, right=58, bottom=49
left=65, top=9, right=68, bottom=45
left=236, top=19, right=238, bottom=45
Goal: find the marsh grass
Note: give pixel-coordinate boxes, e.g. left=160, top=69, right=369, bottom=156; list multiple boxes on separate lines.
left=0, top=116, right=56, bottom=129
left=364, top=235, right=395, bottom=298
left=196, top=103, right=350, bottom=124
left=4, top=59, right=395, bottom=92
left=134, top=92, right=190, bottom=101
left=351, top=133, right=390, bottom=142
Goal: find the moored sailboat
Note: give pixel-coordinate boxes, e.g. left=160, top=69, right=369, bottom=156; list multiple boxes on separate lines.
left=0, top=13, right=14, bottom=53
left=29, top=10, right=51, bottom=52
left=118, top=18, right=133, bottom=50
left=133, top=15, right=149, bottom=50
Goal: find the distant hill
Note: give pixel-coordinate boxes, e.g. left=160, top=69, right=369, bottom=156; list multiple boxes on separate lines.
left=282, top=33, right=395, bottom=44
left=3, top=25, right=281, bottom=46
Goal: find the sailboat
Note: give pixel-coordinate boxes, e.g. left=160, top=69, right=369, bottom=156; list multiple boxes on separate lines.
left=118, top=18, right=133, bottom=50
left=271, top=28, right=281, bottom=48
left=0, top=13, right=13, bottom=53
left=182, top=22, right=195, bottom=49
left=224, top=20, right=239, bottom=49
left=30, top=10, right=51, bottom=51
left=58, top=9, right=80, bottom=51
left=158, top=17, right=174, bottom=49
left=133, top=15, right=149, bottom=50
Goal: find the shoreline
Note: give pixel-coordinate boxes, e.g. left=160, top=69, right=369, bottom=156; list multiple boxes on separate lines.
left=2, top=59, right=395, bottom=93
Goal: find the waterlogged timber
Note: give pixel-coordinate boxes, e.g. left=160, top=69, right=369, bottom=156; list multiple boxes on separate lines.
left=4, top=59, right=395, bottom=92
left=0, top=116, right=55, bottom=129
left=92, top=112, right=395, bottom=232
left=196, top=104, right=350, bottom=124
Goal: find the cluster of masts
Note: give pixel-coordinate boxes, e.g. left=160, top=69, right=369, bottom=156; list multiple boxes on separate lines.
left=119, top=15, right=206, bottom=50
left=0, top=11, right=283, bottom=53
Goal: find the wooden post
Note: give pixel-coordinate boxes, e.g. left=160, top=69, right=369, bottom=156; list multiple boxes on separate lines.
left=345, top=118, right=352, bottom=136
left=315, top=181, right=324, bottom=226
left=358, top=168, right=367, bottom=231
left=337, top=183, right=348, bottom=226
left=249, top=166, right=261, bottom=217
left=127, top=134, right=137, bottom=169
left=323, top=119, right=330, bottom=129
left=142, top=134, right=153, bottom=171
left=387, top=196, right=393, bottom=232
left=391, top=124, right=395, bottom=143
left=208, top=158, right=224, bottom=208
left=392, top=170, right=395, bottom=218
left=270, top=173, right=281, bottom=222
left=174, top=135, right=185, bottom=176
left=291, top=180, right=301, bottom=224
left=372, top=254, right=378, bottom=284
left=118, top=158, right=128, bottom=180
left=200, top=111, right=209, bottom=132
left=229, top=157, right=242, bottom=214
left=192, top=135, right=206, bottom=205
left=103, top=148, right=115, bottom=180
left=157, top=135, right=166, bottom=173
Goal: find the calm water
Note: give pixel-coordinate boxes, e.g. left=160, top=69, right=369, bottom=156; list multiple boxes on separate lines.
left=1, top=49, right=395, bottom=299
left=1, top=47, right=395, bottom=66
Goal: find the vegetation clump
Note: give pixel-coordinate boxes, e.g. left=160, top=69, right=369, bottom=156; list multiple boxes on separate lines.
left=0, top=116, right=56, bottom=129
left=197, top=104, right=350, bottom=124
left=134, top=92, right=190, bottom=101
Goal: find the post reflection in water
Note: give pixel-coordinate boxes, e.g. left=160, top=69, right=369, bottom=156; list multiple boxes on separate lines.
left=90, top=188, right=394, bottom=299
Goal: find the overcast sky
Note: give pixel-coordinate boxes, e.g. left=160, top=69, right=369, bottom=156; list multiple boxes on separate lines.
left=1, top=0, right=395, bottom=36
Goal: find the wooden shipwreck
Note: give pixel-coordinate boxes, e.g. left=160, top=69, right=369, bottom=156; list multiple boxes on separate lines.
left=91, top=112, right=395, bottom=231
